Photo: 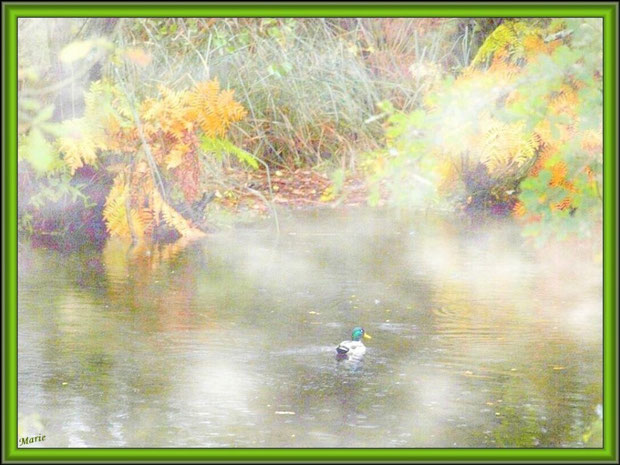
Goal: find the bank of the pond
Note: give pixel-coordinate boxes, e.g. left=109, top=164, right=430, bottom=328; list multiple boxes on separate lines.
left=21, top=162, right=594, bottom=253
left=209, top=168, right=374, bottom=214
left=20, top=166, right=388, bottom=249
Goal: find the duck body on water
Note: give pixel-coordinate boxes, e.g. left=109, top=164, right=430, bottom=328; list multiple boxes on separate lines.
left=336, top=327, right=372, bottom=361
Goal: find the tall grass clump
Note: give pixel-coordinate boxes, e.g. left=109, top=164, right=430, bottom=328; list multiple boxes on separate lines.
left=117, top=18, right=484, bottom=171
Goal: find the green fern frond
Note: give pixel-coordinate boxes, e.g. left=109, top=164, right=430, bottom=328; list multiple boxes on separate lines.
left=200, top=136, right=259, bottom=169
left=472, top=21, right=542, bottom=67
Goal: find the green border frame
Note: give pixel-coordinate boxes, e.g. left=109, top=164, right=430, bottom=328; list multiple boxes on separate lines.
left=2, top=2, right=617, bottom=462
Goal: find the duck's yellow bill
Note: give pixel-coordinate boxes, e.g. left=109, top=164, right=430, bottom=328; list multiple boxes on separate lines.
left=363, top=333, right=372, bottom=340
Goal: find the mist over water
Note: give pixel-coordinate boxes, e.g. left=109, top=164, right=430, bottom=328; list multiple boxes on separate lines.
left=18, top=209, right=602, bottom=447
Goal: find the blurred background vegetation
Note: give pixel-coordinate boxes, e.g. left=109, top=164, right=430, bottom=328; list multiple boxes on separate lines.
left=17, top=17, right=602, bottom=248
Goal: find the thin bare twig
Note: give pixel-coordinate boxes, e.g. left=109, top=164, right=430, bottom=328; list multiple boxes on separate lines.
left=113, top=66, right=168, bottom=202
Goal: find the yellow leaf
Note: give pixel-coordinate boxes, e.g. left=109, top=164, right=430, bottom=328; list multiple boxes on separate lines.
left=60, top=40, right=94, bottom=63
left=166, top=143, right=188, bottom=169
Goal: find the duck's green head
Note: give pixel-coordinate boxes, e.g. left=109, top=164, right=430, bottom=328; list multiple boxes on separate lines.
left=352, top=327, right=372, bottom=341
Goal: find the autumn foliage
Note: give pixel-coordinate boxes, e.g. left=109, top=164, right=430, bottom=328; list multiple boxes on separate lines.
left=366, top=18, right=602, bottom=237
left=17, top=18, right=602, bottom=245
left=55, top=79, right=248, bottom=240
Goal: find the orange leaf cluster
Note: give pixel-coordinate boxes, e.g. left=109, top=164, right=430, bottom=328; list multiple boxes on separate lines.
left=89, top=78, right=247, bottom=240
left=461, top=21, right=601, bottom=223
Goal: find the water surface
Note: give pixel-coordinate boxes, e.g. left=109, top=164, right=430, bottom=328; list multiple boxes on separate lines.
left=18, top=209, right=602, bottom=447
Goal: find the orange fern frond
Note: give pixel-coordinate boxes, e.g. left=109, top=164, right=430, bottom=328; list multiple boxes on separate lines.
left=551, top=197, right=573, bottom=211
left=103, top=176, right=130, bottom=237
left=152, top=190, right=206, bottom=238
left=549, top=161, right=568, bottom=187
left=188, top=79, right=247, bottom=137
left=513, top=201, right=527, bottom=218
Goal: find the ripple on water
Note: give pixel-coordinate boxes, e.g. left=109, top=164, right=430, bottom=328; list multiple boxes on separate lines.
left=429, top=305, right=542, bottom=379
left=17, top=210, right=602, bottom=448
left=273, top=345, right=336, bottom=357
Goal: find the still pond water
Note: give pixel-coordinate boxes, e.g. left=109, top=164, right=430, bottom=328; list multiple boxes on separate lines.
left=18, top=209, right=602, bottom=448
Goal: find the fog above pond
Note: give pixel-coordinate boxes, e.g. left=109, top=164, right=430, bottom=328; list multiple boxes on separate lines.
left=18, top=209, right=602, bottom=447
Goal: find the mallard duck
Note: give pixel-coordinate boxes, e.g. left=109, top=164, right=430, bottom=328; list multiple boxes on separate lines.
left=336, top=327, right=372, bottom=360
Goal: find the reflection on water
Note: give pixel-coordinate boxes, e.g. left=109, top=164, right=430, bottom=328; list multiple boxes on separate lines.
left=18, top=209, right=602, bottom=447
